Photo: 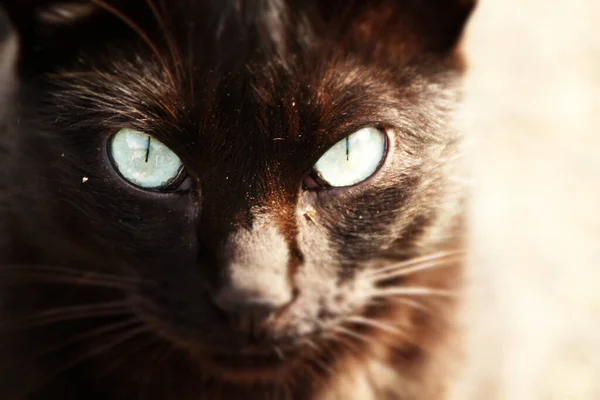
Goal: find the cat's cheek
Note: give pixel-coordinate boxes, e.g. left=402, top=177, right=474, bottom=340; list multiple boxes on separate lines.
left=295, top=200, right=339, bottom=270
left=59, top=142, right=200, bottom=254
left=296, top=163, right=409, bottom=263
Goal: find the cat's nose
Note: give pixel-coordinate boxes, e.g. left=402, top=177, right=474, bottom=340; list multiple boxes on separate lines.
left=212, top=285, right=293, bottom=333
left=207, top=219, right=296, bottom=334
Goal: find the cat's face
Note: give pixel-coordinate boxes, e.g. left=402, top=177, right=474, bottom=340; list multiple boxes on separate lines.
left=1, top=0, right=472, bottom=386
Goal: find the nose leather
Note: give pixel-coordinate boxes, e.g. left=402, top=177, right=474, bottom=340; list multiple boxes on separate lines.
left=213, top=285, right=292, bottom=334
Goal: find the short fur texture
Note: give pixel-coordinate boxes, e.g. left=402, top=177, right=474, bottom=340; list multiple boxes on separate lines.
left=0, top=1, right=475, bottom=399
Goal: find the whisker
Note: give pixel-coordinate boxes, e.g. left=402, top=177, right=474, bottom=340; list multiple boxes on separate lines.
left=20, top=326, right=149, bottom=399
left=138, top=343, right=173, bottom=400
left=371, top=255, right=463, bottom=282
left=295, top=361, right=323, bottom=392
left=0, top=319, right=143, bottom=375
left=33, top=318, right=142, bottom=360
left=368, top=250, right=466, bottom=278
left=301, top=337, right=320, bottom=353
left=144, top=0, right=185, bottom=83
left=0, top=272, right=138, bottom=290
left=328, top=331, right=363, bottom=356
left=332, top=325, right=371, bottom=347
left=366, top=297, right=388, bottom=308
left=96, top=335, right=159, bottom=381
left=308, top=355, right=334, bottom=377
left=186, top=0, right=195, bottom=104
left=0, top=301, right=133, bottom=332
left=282, top=380, right=294, bottom=400
left=90, top=0, right=177, bottom=89
left=369, top=287, right=456, bottom=298
left=0, top=265, right=146, bottom=285
left=368, top=249, right=467, bottom=275
left=274, top=346, right=285, bottom=361
left=368, top=294, right=432, bottom=308
left=344, top=316, right=409, bottom=338
left=383, top=297, right=432, bottom=313
left=47, top=71, right=119, bottom=80
left=370, top=249, right=466, bottom=274
left=299, top=339, right=334, bottom=377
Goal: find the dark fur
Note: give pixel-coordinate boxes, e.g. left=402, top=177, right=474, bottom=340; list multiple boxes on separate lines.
left=0, top=1, right=474, bottom=399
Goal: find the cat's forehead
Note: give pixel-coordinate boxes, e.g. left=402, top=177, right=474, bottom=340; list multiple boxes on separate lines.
left=6, top=0, right=471, bottom=169
left=33, top=1, right=466, bottom=164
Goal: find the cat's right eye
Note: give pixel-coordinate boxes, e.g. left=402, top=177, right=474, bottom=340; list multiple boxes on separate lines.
left=109, top=128, right=184, bottom=190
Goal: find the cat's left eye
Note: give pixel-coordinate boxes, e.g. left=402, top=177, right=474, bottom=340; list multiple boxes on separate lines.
left=109, top=128, right=184, bottom=190
left=308, top=127, right=388, bottom=188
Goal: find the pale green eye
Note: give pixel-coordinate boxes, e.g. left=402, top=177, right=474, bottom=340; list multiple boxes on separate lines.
left=109, top=128, right=183, bottom=189
left=313, top=127, right=387, bottom=187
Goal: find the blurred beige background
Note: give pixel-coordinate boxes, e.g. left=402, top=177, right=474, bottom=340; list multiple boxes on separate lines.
left=461, top=0, right=600, bottom=399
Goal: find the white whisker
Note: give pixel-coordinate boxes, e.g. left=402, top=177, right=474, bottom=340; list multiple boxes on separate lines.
left=344, top=316, right=407, bottom=337
left=384, top=297, right=431, bottom=312
left=370, top=287, right=456, bottom=298
left=332, top=325, right=371, bottom=346
left=329, top=331, right=363, bottom=356
left=302, top=338, right=320, bottom=353
left=310, top=355, right=334, bottom=377
left=303, top=338, right=336, bottom=377
left=274, top=346, right=285, bottom=361
left=368, top=250, right=464, bottom=278
left=371, top=255, right=461, bottom=282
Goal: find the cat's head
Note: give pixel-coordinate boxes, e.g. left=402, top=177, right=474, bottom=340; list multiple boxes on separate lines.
left=1, top=0, right=474, bottom=385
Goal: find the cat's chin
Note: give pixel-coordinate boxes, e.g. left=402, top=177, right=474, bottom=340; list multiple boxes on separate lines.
left=144, top=318, right=315, bottom=381
left=196, top=346, right=303, bottom=382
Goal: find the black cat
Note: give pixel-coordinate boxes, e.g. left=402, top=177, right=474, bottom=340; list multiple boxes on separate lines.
left=0, top=1, right=474, bottom=399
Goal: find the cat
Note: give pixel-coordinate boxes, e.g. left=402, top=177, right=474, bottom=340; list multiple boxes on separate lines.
left=0, top=1, right=475, bottom=399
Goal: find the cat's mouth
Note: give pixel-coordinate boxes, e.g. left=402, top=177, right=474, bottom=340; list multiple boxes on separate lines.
left=135, top=284, right=364, bottom=380
left=210, top=347, right=291, bottom=369
left=194, top=342, right=310, bottom=381
left=141, top=310, right=314, bottom=378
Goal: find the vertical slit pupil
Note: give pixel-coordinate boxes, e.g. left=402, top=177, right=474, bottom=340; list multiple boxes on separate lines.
left=346, top=136, right=350, bottom=161
left=145, top=136, right=152, bottom=163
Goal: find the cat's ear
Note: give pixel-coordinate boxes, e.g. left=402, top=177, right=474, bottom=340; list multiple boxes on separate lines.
left=0, top=1, right=107, bottom=70
left=316, top=0, right=476, bottom=55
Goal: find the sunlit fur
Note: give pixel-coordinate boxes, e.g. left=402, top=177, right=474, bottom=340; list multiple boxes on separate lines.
left=0, top=1, right=474, bottom=399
